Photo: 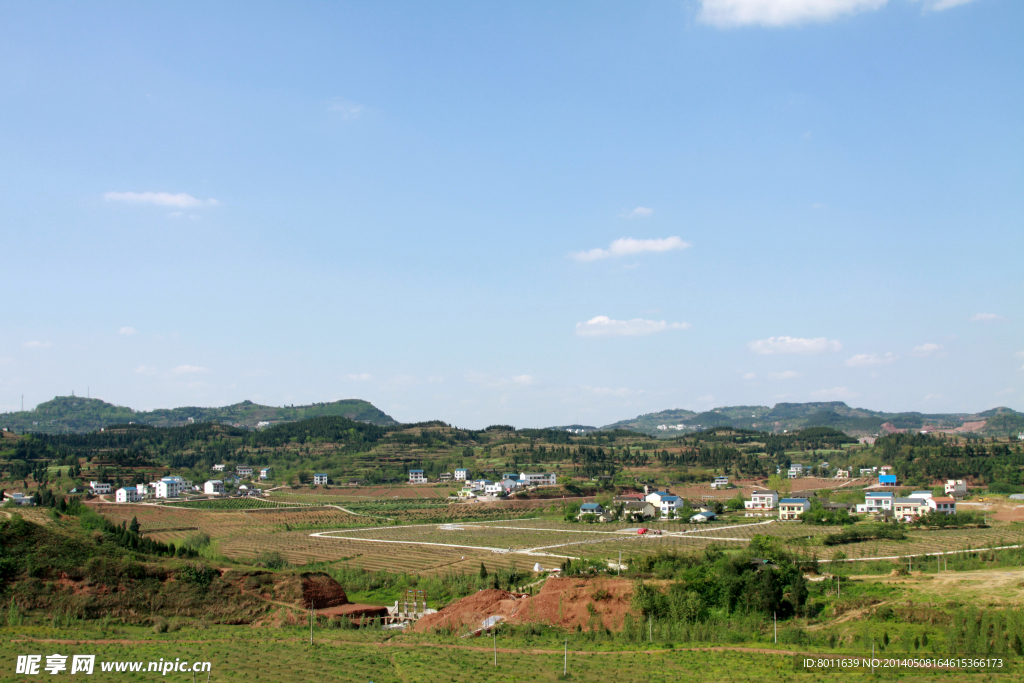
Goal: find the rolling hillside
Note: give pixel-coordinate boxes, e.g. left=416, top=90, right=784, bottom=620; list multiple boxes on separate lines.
left=1, top=396, right=397, bottom=434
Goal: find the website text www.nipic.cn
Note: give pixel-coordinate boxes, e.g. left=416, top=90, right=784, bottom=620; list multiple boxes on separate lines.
left=16, top=654, right=212, bottom=676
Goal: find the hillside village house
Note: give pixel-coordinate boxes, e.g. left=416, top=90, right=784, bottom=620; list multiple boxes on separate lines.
left=744, top=490, right=779, bottom=511
left=691, top=510, right=715, bottom=523
left=439, top=472, right=453, bottom=481
left=519, top=472, right=557, bottom=487
left=710, top=476, right=730, bottom=490
left=578, top=503, right=604, bottom=520
left=313, top=473, right=329, bottom=486
left=3, top=492, right=34, bottom=506
left=115, top=487, right=141, bottom=503
left=454, top=469, right=469, bottom=481
left=659, top=495, right=685, bottom=517
left=645, top=491, right=673, bottom=505
left=236, top=465, right=254, bottom=478
left=834, top=469, right=850, bottom=479
left=457, top=486, right=476, bottom=499
left=259, top=467, right=271, bottom=480
left=470, top=479, right=491, bottom=492
left=945, top=479, right=968, bottom=499
left=622, top=501, right=656, bottom=520
left=859, top=468, right=876, bottom=476
left=500, top=479, right=518, bottom=495
left=857, top=491, right=894, bottom=515
left=484, top=481, right=505, bottom=496
left=155, top=476, right=185, bottom=499
left=408, top=470, right=426, bottom=484
left=212, top=464, right=226, bottom=472
left=614, top=493, right=645, bottom=505
left=893, top=497, right=928, bottom=522
left=89, top=481, right=112, bottom=495
left=779, top=498, right=810, bottom=521
left=928, top=496, right=957, bottom=515
left=879, top=474, right=898, bottom=487
left=787, top=464, right=804, bottom=479
left=204, top=480, right=225, bottom=495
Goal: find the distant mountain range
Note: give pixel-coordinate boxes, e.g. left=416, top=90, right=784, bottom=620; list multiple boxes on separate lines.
left=1, top=396, right=397, bottom=434
left=601, top=402, right=1024, bottom=438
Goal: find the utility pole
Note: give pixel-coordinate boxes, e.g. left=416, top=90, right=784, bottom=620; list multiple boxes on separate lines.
left=648, top=614, right=652, bottom=643
left=774, top=611, right=777, bottom=643
left=564, top=639, right=567, bottom=676
left=310, top=601, right=314, bottom=645
left=493, top=630, right=497, bottom=667
left=618, top=551, right=621, bottom=576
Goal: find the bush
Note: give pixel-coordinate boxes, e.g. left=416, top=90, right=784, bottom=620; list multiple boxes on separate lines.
left=178, top=563, right=217, bottom=589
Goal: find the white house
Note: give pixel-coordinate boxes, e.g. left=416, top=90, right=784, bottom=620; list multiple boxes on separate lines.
left=212, top=464, right=226, bottom=472
left=470, top=479, right=491, bottom=492
left=710, top=476, right=730, bottom=490
left=645, top=491, right=673, bottom=505
left=484, top=481, right=505, bottom=496
left=927, top=496, right=957, bottom=515
left=204, top=480, right=225, bottom=495
left=257, top=421, right=271, bottom=428
left=236, top=465, right=254, bottom=478
left=856, top=491, right=894, bottom=515
left=3, top=492, right=34, bottom=506
left=313, top=473, right=329, bottom=486
left=744, top=490, right=779, bottom=511
left=577, top=503, right=604, bottom=520
left=910, top=490, right=933, bottom=500
left=834, top=469, right=850, bottom=479
left=454, top=468, right=469, bottom=481
left=457, top=486, right=476, bottom=499
left=409, top=470, right=426, bottom=484
left=89, top=481, right=112, bottom=495
left=155, top=476, right=185, bottom=499
left=945, top=480, right=967, bottom=499
left=115, top=487, right=141, bottom=503
left=779, top=498, right=810, bottom=521
left=135, top=483, right=153, bottom=499
left=787, top=464, right=804, bottom=479
left=893, top=497, right=929, bottom=522
left=519, top=472, right=557, bottom=487
left=690, top=511, right=716, bottom=523
left=259, top=467, right=271, bottom=480
left=500, top=479, right=518, bottom=495
left=659, top=495, right=685, bottom=517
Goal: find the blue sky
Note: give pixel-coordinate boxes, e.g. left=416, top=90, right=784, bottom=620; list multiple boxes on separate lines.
left=1, top=0, right=1021, bottom=428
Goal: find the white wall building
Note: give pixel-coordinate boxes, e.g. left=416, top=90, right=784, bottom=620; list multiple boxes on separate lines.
left=115, top=487, right=141, bottom=503
left=519, top=472, right=557, bottom=487
left=454, top=468, right=469, bottom=481
left=744, top=490, right=779, bottom=510
left=484, top=481, right=505, bottom=496
left=212, top=464, right=226, bottom=472
left=155, top=476, right=185, bottom=499
left=313, top=473, right=329, bottom=486
left=259, top=467, right=271, bottom=480
left=204, top=480, right=225, bottom=495
left=645, top=491, right=672, bottom=505
left=945, top=479, right=967, bottom=499
left=856, top=491, right=894, bottom=515
left=659, top=495, right=685, bottom=517
left=89, top=481, right=112, bottom=495
left=409, top=470, right=426, bottom=484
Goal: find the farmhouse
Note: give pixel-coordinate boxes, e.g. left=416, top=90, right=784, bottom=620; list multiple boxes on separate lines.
left=204, top=480, right=225, bottom=495
left=3, top=492, right=34, bottom=506
left=577, top=502, right=604, bottom=520
left=313, top=473, right=329, bottom=486
left=439, top=472, right=453, bottom=481
left=212, top=464, right=226, bottom=472
left=89, top=481, right=112, bottom=495
left=745, top=490, right=779, bottom=511
left=928, top=496, right=957, bottom=515
left=155, top=476, right=185, bottom=499
left=484, top=481, right=505, bottom=496
left=859, top=468, right=876, bottom=476
left=115, top=487, right=141, bottom=503
left=645, top=490, right=673, bottom=505
left=519, top=472, right=557, bottom=487
left=259, top=467, right=271, bottom=480
left=710, top=475, right=730, bottom=489
left=236, top=465, right=254, bottom=478
left=691, top=511, right=715, bottom=523
left=408, top=470, right=426, bottom=484
left=614, top=493, right=645, bottom=504
left=834, top=469, right=850, bottom=479
left=659, top=495, right=685, bottom=517
left=879, top=474, right=898, bottom=487
left=945, top=479, right=967, bottom=499
left=622, top=501, right=656, bottom=520
left=454, top=468, right=469, bottom=481
left=787, top=464, right=804, bottom=479
left=857, top=491, right=894, bottom=515
left=893, top=497, right=928, bottom=522
left=779, top=498, right=810, bottom=521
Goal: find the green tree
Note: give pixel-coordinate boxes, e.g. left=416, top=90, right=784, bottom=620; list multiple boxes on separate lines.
left=479, top=562, right=488, bottom=579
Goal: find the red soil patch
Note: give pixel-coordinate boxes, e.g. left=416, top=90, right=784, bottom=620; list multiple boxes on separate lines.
left=414, top=578, right=634, bottom=634
left=300, top=572, right=349, bottom=609
left=318, top=603, right=389, bottom=620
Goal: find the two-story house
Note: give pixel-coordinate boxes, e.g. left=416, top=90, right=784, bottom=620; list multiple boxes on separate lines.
left=744, top=490, right=779, bottom=511
left=408, top=470, right=426, bottom=484
left=779, top=498, right=810, bottom=521
left=856, top=491, right=894, bottom=515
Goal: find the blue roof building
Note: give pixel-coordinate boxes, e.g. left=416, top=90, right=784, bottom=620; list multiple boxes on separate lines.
left=879, top=474, right=898, bottom=486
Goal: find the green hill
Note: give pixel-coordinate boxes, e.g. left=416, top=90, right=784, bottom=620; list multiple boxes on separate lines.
left=0, top=396, right=397, bottom=434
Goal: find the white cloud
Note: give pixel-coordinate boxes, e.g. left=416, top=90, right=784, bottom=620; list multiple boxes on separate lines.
left=924, top=393, right=943, bottom=401
left=768, top=370, right=801, bottom=380
left=811, top=386, right=858, bottom=400
left=104, top=191, right=217, bottom=208
left=913, top=0, right=981, bottom=11
left=346, top=373, right=372, bottom=381
left=996, top=388, right=1016, bottom=396
left=585, top=386, right=635, bottom=397
left=748, top=336, right=841, bottom=355
left=22, top=341, right=52, bottom=348
left=741, top=372, right=757, bottom=380
left=119, top=326, right=138, bottom=336
left=570, top=236, right=690, bottom=262
left=912, top=343, right=942, bottom=357
left=697, top=395, right=715, bottom=403
left=464, top=372, right=534, bottom=388
left=620, top=207, right=654, bottom=219
left=970, top=312, right=1004, bottom=323
left=1016, top=351, right=1024, bottom=359
left=845, top=352, right=896, bottom=367
left=511, top=375, right=536, bottom=386
left=698, top=0, right=888, bottom=27
left=575, top=315, right=691, bottom=337
left=135, top=365, right=157, bottom=375
left=171, top=365, right=208, bottom=375
left=329, top=99, right=365, bottom=120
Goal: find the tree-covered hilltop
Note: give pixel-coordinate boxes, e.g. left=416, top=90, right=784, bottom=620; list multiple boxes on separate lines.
left=0, top=396, right=397, bottom=434
left=602, top=402, right=1023, bottom=438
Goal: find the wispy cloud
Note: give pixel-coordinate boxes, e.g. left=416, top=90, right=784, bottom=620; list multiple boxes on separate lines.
left=698, top=0, right=887, bottom=28
left=845, top=352, right=896, bottom=367
left=134, top=365, right=156, bottom=375
left=329, top=98, right=365, bottom=120
left=570, top=237, right=690, bottom=262
left=118, top=326, right=138, bottom=336
left=346, top=373, right=372, bottom=381
left=576, top=315, right=691, bottom=337
left=912, top=343, right=943, bottom=357
left=768, top=370, right=801, bottom=380
left=465, top=372, right=536, bottom=388
left=104, top=191, right=218, bottom=208
left=741, top=372, right=757, bottom=380
left=511, top=375, right=536, bottom=386
left=811, top=386, right=858, bottom=400
left=970, top=312, right=1004, bottom=323
left=996, top=387, right=1016, bottom=396
left=912, top=0, right=981, bottom=11
left=584, top=386, right=636, bottom=397
left=23, top=341, right=52, bottom=348
left=620, top=207, right=654, bottom=219
left=748, top=336, right=841, bottom=355
left=171, top=365, right=208, bottom=375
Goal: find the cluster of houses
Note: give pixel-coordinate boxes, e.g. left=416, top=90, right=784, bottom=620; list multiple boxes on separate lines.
left=570, top=487, right=718, bottom=524
left=212, top=464, right=272, bottom=480
left=94, top=472, right=266, bottom=504
left=455, top=471, right=558, bottom=498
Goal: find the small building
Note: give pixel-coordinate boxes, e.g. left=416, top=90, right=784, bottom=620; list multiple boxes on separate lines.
left=313, top=473, right=329, bottom=486
left=439, top=472, right=453, bottom=482
left=659, top=495, right=685, bottom=517
left=927, top=496, right=956, bottom=515
left=645, top=491, right=673, bottom=505
left=519, top=472, right=557, bottom=487
left=457, top=486, right=476, bottom=499
left=893, top=497, right=928, bottom=522
left=204, top=480, right=225, bottom=495
left=690, top=511, right=716, bottom=523
left=779, top=498, right=810, bottom=521
left=259, top=467, right=272, bottom=480
left=484, top=481, right=505, bottom=496
left=834, top=469, right=850, bottom=479
left=945, top=479, right=967, bottom=499
left=409, top=470, right=426, bottom=484
left=236, top=465, right=254, bottom=478
left=3, top=492, right=35, bottom=506
left=745, top=489, right=779, bottom=511
left=454, top=468, right=469, bottom=481
left=257, top=421, right=271, bottom=428
left=878, top=474, right=898, bottom=487
left=787, top=464, right=804, bottom=479
left=212, top=464, right=226, bottom=472
left=115, top=487, right=141, bottom=503
left=857, top=491, right=894, bottom=515
left=821, top=502, right=853, bottom=512
left=622, top=501, right=656, bottom=519
left=577, top=502, right=604, bottom=520
left=470, top=479, right=491, bottom=492
left=710, top=476, right=730, bottom=490
left=614, top=493, right=645, bottom=504
left=911, top=490, right=933, bottom=500
left=859, top=468, right=876, bottom=476
left=155, top=476, right=185, bottom=499
left=500, top=479, right=518, bottom=495
left=89, top=481, right=112, bottom=495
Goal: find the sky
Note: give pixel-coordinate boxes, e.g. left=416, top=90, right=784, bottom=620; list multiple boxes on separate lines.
left=1, top=0, right=1021, bottom=428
